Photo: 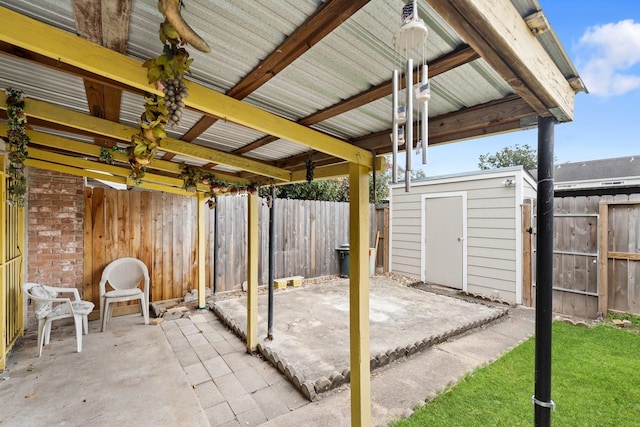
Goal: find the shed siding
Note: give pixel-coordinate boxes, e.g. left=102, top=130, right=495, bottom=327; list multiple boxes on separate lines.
left=391, top=169, right=534, bottom=302
left=391, top=192, right=423, bottom=277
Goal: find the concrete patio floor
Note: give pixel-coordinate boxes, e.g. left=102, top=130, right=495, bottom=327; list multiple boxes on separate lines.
left=1, top=277, right=536, bottom=426
left=213, top=276, right=507, bottom=399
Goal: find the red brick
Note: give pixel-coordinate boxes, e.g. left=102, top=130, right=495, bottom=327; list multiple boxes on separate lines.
left=27, top=168, right=84, bottom=288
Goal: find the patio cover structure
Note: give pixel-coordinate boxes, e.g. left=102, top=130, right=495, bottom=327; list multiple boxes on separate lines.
left=0, top=0, right=583, bottom=425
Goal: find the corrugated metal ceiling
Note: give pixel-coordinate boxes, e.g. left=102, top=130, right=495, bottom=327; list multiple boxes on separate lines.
left=0, top=0, right=582, bottom=184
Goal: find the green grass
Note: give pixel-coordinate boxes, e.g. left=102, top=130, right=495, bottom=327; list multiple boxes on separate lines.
left=391, top=322, right=640, bottom=427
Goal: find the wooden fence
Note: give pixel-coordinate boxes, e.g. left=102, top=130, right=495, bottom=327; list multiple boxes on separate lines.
left=211, top=196, right=380, bottom=290
left=529, top=194, right=640, bottom=318
left=84, top=188, right=382, bottom=308
left=599, top=198, right=640, bottom=315
left=84, top=188, right=199, bottom=315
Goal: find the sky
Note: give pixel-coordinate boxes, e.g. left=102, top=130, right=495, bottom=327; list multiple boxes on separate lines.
left=416, top=1, right=640, bottom=177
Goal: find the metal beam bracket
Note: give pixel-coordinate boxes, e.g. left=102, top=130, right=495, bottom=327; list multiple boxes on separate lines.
left=531, top=395, right=556, bottom=411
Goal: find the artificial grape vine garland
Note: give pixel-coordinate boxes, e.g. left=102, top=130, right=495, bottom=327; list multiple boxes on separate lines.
left=3, top=88, right=29, bottom=206
left=130, top=0, right=210, bottom=184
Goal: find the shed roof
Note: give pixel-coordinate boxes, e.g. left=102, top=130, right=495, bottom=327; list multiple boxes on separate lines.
left=0, top=0, right=584, bottom=193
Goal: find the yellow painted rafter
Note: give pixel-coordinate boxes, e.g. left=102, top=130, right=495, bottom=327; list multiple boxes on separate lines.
left=0, top=6, right=374, bottom=168
left=0, top=123, right=247, bottom=185
left=0, top=95, right=289, bottom=182
left=28, top=147, right=184, bottom=188
left=25, top=158, right=193, bottom=197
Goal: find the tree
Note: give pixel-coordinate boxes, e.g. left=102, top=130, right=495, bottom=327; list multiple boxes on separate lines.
left=260, top=167, right=390, bottom=204
left=478, top=144, right=537, bottom=170
left=270, top=179, right=348, bottom=202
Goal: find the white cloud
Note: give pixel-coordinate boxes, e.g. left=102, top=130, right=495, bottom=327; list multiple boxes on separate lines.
left=577, top=19, right=640, bottom=96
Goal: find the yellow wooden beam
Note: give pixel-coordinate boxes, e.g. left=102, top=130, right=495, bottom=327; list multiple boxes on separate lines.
left=0, top=123, right=248, bottom=185
left=27, top=147, right=184, bottom=188
left=348, top=162, right=371, bottom=426
left=161, top=138, right=289, bottom=182
left=25, top=158, right=191, bottom=197
left=289, top=157, right=386, bottom=183
left=197, top=192, right=207, bottom=309
left=0, top=6, right=374, bottom=167
left=246, top=191, right=259, bottom=352
left=0, top=95, right=289, bottom=182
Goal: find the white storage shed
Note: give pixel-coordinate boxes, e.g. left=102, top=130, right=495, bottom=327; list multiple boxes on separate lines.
left=390, top=166, right=537, bottom=304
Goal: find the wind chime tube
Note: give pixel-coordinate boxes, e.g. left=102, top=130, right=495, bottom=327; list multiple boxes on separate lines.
left=392, top=69, right=399, bottom=184
left=421, top=64, right=428, bottom=165
left=405, top=58, right=413, bottom=192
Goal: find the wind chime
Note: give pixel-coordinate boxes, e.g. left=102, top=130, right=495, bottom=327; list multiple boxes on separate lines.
left=391, top=0, right=430, bottom=191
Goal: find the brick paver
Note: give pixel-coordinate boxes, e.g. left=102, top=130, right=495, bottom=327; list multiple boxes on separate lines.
left=161, top=310, right=308, bottom=426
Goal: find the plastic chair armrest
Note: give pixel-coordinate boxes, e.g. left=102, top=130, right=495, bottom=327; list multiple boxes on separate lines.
left=46, top=286, right=82, bottom=301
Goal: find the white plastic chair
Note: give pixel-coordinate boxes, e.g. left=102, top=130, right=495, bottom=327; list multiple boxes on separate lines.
left=99, top=258, right=150, bottom=331
left=22, top=283, right=95, bottom=356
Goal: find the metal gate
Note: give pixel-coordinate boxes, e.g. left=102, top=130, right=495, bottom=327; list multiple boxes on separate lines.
left=1, top=155, right=25, bottom=370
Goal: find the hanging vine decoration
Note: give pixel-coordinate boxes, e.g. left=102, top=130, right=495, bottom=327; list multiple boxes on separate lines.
left=130, top=0, right=210, bottom=185
left=179, top=164, right=203, bottom=192
left=4, top=88, right=29, bottom=206
left=305, top=151, right=316, bottom=183
left=99, top=145, right=129, bottom=165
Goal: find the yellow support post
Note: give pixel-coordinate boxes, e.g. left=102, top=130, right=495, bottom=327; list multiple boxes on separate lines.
left=349, top=162, right=371, bottom=426
left=246, top=191, right=259, bottom=352
left=0, top=153, right=6, bottom=370
left=197, top=193, right=207, bottom=309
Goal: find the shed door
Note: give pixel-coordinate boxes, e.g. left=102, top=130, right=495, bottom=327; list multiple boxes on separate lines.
left=425, top=196, right=464, bottom=289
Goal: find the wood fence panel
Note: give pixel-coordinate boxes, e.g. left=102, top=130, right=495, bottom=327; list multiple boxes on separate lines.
left=606, top=200, right=640, bottom=314
left=214, top=198, right=227, bottom=290
left=548, top=195, right=601, bottom=318
left=151, top=192, right=164, bottom=301
left=374, top=205, right=389, bottom=272
left=85, top=188, right=200, bottom=307
left=104, top=189, right=118, bottom=265
left=171, top=197, right=182, bottom=299
left=161, top=193, right=173, bottom=300
left=549, top=194, right=640, bottom=318
left=129, top=190, right=141, bottom=259
left=116, top=190, right=129, bottom=259
left=83, top=187, right=94, bottom=304
left=139, top=191, right=153, bottom=282
left=85, top=190, right=381, bottom=296
left=90, top=188, right=105, bottom=308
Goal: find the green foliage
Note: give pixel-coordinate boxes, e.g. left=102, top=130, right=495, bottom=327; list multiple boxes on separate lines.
left=132, top=12, right=196, bottom=182
left=267, top=170, right=390, bottom=204
left=179, top=164, right=202, bottom=192
left=478, top=144, right=537, bottom=170
left=273, top=179, right=348, bottom=202
left=397, top=165, right=426, bottom=181
left=4, top=87, right=29, bottom=206
left=392, top=322, right=640, bottom=427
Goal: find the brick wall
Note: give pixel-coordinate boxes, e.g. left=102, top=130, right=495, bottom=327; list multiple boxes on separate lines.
left=27, top=168, right=84, bottom=290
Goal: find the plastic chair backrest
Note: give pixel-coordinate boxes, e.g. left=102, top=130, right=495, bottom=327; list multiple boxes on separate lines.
left=100, top=258, right=149, bottom=291
left=23, top=282, right=57, bottom=319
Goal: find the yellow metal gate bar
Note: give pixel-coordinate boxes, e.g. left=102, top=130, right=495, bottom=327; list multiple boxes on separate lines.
left=1, top=154, right=25, bottom=370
